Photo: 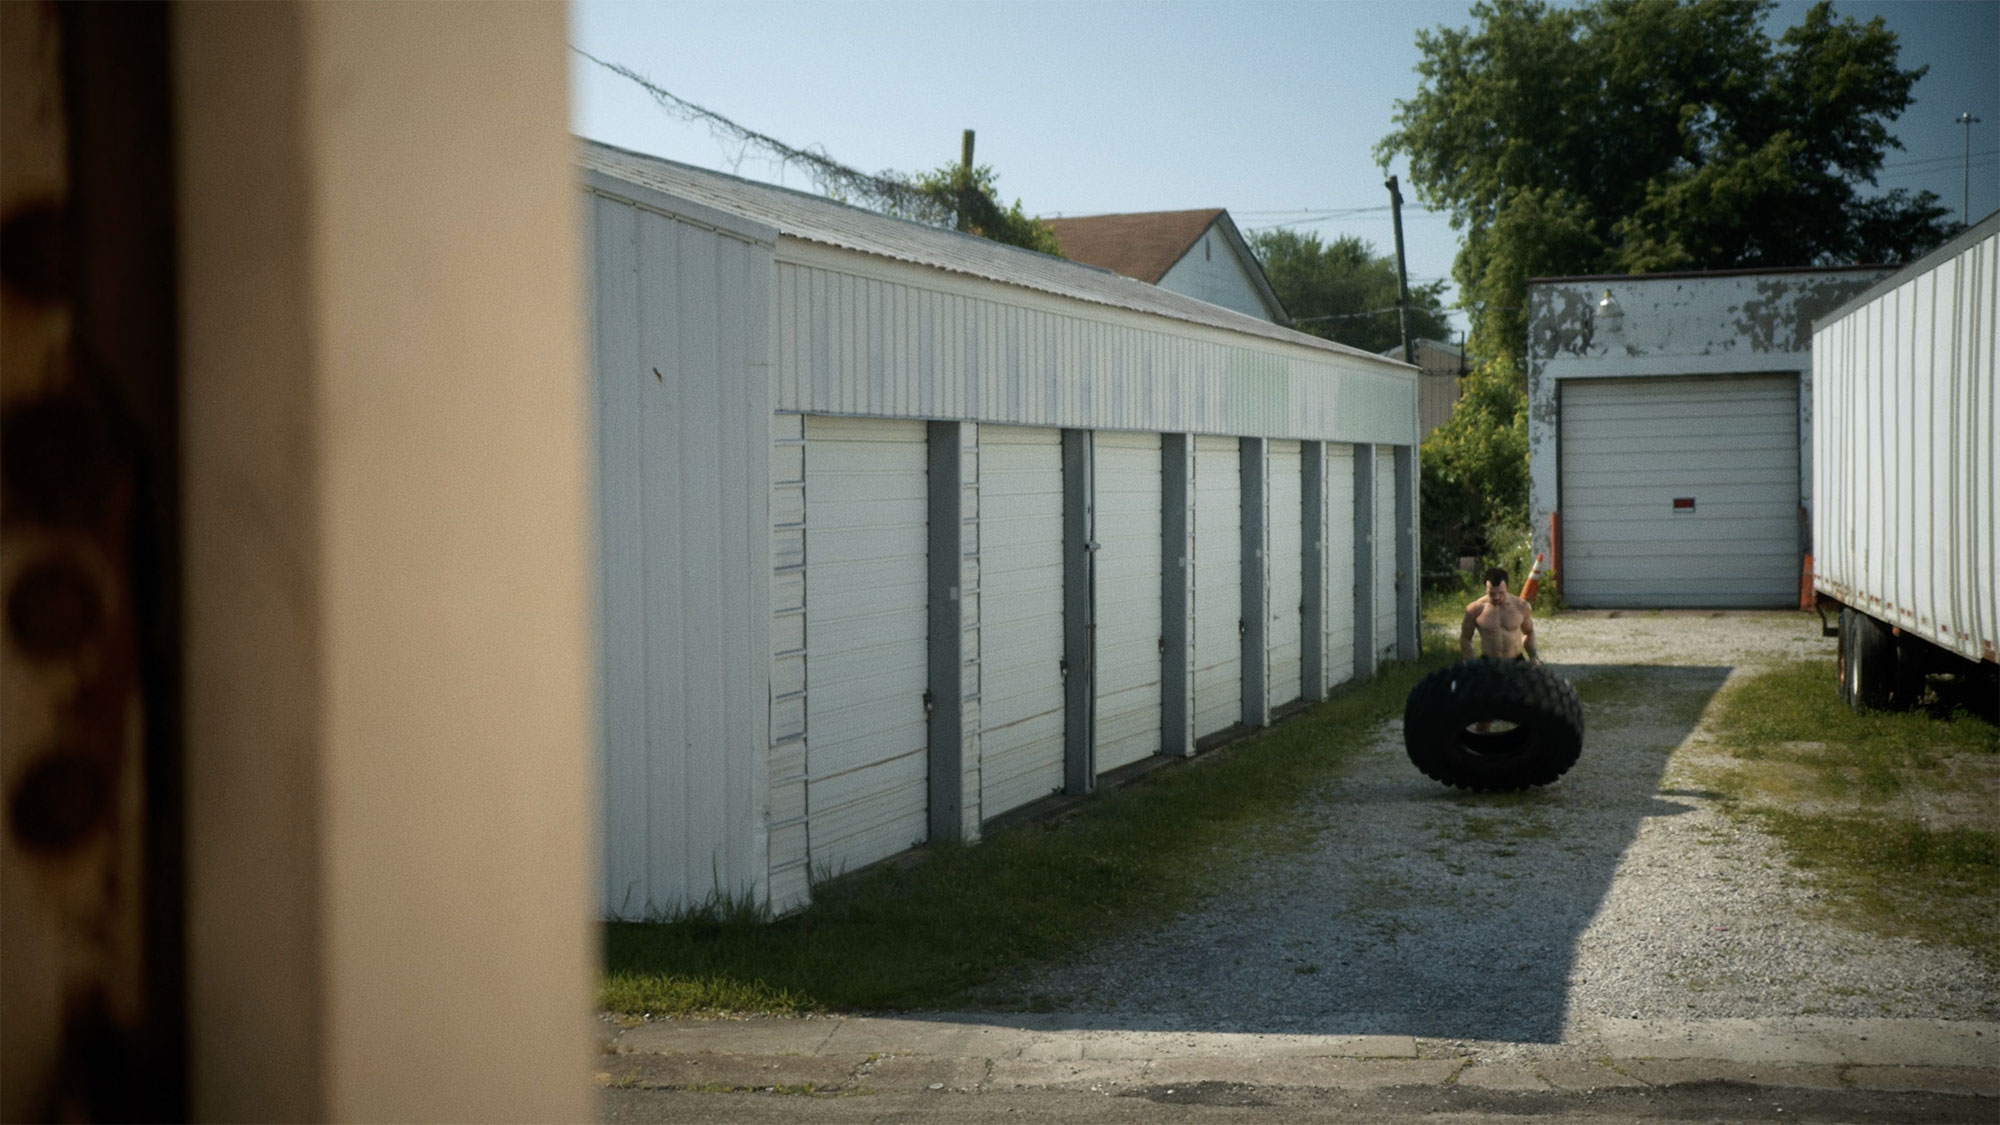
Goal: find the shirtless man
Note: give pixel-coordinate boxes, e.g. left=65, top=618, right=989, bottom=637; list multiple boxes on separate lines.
left=1461, top=565, right=1539, bottom=664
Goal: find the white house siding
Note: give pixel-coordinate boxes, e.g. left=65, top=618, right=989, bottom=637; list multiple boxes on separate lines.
left=1266, top=440, right=1304, bottom=709
left=800, top=417, right=931, bottom=878
left=1322, top=443, right=1357, bottom=690
left=1157, top=230, right=1277, bottom=321
left=592, top=190, right=772, bottom=921
left=1374, top=445, right=1398, bottom=661
left=976, top=426, right=1068, bottom=819
left=1193, top=436, right=1244, bottom=738
left=1093, top=431, right=1164, bottom=773
left=1561, top=375, right=1801, bottom=607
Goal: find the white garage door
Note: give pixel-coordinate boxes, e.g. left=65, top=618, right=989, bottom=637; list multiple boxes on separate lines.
left=1267, top=441, right=1304, bottom=709
left=1561, top=375, right=1800, bottom=607
left=1093, top=431, right=1162, bottom=773
left=803, top=417, right=930, bottom=876
left=1374, top=446, right=1397, bottom=661
left=1323, top=444, right=1356, bottom=690
left=1193, top=436, right=1242, bottom=738
left=978, top=426, right=1067, bottom=819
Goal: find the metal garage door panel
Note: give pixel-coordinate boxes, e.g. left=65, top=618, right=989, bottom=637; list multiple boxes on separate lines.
left=1193, top=436, right=1242, bottom=738
left=803, top=416, right=929, bottom=876
left=1323, top=444, right=1356, bottom=689
left=1561, top=375, right=1799, bottom=607
left=1094, top=431, right=1163, bottom=773
left=1375, top=446, right=1397, bottom=661
left=1267, top=441, right=1304, bottom=709
left=979, top=426, right=1067, bottom=818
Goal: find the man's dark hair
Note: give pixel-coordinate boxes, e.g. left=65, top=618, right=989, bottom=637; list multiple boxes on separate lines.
left=1483, top=566, right=1510, bottom=587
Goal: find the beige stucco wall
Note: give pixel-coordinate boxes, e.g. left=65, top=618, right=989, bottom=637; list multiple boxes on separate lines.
left=176, top=4, right=593, bottom=1121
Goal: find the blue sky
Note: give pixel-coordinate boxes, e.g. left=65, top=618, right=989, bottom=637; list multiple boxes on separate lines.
left=571, top=1, right=1999, bottom=335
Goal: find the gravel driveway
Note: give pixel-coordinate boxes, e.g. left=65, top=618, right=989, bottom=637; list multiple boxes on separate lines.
left=1021, top=611, right=2000, bottom=1060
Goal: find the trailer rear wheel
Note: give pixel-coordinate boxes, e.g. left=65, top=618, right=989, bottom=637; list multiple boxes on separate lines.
left=1841, top=608, right=1896, bottom=711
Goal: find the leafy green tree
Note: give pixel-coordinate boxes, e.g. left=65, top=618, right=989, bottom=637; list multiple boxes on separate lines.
left=1248, top=229, right=1453, bottom=354
left=1377, top=0, right=1954, bottom=366
left=1379, top=0, right=1953, bottom=573
left=1419, top=358, right=1529, bottom=579
left=901, top=162, right=1063, bottom=256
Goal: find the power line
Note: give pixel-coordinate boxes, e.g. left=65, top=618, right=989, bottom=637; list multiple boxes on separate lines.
left=573, top=47, right=945, bottom=221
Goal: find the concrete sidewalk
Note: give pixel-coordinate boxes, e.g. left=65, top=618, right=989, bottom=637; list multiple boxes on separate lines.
left=596, top=1013, right=2000, bottom=1101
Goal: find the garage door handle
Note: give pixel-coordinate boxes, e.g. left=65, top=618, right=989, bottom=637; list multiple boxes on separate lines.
left=1059, top=658, right=1069, bottom=680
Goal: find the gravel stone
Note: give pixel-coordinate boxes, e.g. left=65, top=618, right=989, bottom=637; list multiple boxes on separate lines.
left=1022, top=612, right=2000, bottom=1061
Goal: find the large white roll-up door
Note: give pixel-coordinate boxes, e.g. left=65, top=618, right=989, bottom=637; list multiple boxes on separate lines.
left=1323, top=444, right=1356, bottom=689
left=978, top=426, right=1067, bottom=818
left=1192, top=436, right=1242, bottom=738
left=802, top=417, right=929, bottom=876
left=1375, top=446, right=1397, bottom=661
left=1561, top=375, right=1800, bottom=607
left=1093, top=431, right=1163, bottom=773
left=1267, top=441, right=1304, bottom=709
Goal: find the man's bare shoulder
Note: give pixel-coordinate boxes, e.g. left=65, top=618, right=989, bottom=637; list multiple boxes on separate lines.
left=1464, top=597, right=1489, bottom=617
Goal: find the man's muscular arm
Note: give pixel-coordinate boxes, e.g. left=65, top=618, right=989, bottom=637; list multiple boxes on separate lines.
left=1460, top=602, right=1480, bottom=660
left=1521, top=609, right=1539, bottom=664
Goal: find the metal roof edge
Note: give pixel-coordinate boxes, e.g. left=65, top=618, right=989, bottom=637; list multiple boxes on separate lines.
left=1815, top=209, right=2000, bottom=330
left=581, top=167, right=780, bottom=246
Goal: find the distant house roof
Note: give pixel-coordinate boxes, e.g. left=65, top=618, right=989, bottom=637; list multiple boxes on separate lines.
left=1042, top=209, right=1226, bottom=283
left=1041, top=208, right=1288, bottom=323
left=578, top=139, right=1390, bottom=366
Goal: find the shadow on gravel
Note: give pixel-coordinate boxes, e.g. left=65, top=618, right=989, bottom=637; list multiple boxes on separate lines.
left=939, top=662, right=1739, bottom=1046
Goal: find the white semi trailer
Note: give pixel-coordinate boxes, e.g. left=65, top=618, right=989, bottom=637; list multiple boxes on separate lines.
left=1811, top=211, right=1998, bottom=712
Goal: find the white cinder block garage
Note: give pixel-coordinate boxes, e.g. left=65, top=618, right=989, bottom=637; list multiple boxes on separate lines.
left=583, top=140, right=1422, bottom=918
left=1526, top=267, right=1890, bottom=610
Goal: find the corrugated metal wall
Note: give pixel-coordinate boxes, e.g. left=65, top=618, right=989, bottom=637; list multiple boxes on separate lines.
left=773, top=244, right=1417, bottom=446
left=591, top=189, right=773, bottom=920
left=1814, top=224, right=1998, bottom=664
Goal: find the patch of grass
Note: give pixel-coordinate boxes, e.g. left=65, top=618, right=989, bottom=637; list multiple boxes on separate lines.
left=1706, top=658, right=2000, bottom=969
left=1751, top=810, right=1999, bottom=967
left=1712, top=660, right=1996, bottom=801
left=603, top=651, right=1454, bottom=1016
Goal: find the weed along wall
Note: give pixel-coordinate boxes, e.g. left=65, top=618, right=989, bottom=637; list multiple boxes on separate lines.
left=582, top=141, right=1421, bottom=920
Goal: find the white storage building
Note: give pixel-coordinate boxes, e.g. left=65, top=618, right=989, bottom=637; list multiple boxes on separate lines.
left=1525, top=267, right=1890, bottom=608
left=581, top=140, right=1421, bottom=919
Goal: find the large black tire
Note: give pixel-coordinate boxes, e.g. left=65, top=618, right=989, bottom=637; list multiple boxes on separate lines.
left=1404, top=659, right=1585, bottom=792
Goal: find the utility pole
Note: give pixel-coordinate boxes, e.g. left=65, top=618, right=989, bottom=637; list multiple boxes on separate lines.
left=958, top=129, right=975, bottom=232
left=1955, top=113, right=1982, bottom=227
left=1385, top=175, right=1415, bottom=365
